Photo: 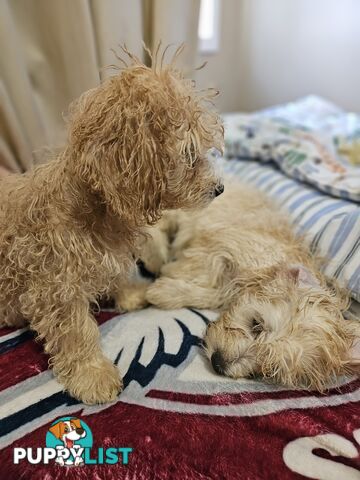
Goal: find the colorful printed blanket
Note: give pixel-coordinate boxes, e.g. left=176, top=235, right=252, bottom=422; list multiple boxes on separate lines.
left=223, top=96, right=360, bottom=202
left=1, top=306, right=360, bottom=479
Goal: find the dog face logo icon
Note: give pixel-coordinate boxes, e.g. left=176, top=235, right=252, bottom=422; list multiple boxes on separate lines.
left=46, top=416, right=93, bottom=466
left=49, top=418, right=86, bottom=448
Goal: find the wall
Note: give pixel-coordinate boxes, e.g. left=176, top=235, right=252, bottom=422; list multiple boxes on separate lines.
left=237, top=0, right=360, bottom=112
left=197, top=0, right=360, bottom=113
left=195, top=0, right=242, bottom=112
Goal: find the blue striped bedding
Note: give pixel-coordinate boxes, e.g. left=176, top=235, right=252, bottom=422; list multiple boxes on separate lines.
left=220, top=159, right=360, bottom=302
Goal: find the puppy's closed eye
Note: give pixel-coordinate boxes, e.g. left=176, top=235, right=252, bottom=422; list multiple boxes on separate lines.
left=251, top=317, right=264, bottom=337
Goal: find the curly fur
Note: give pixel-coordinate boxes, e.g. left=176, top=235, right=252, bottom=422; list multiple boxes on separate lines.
left=0, top=47, right=224, bottom=404
left=123, top=181, right=360, bottom=391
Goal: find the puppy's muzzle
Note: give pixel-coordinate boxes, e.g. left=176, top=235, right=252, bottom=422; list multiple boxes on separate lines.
left=211, top=350, right=226, bottom=375
left=76, top=427, right=85, bottom=435
left=214, top=184, right=224, bottom=197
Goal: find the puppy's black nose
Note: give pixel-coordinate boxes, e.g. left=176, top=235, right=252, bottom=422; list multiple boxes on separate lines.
left=211, top=351, right=226, bottom=375
left=76, top=427, right=85, bottom=435
left=214, top=184, right=224, bottom=197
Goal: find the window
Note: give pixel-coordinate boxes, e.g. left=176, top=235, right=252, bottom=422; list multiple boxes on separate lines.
left=198, top=0, right=221, bottom=54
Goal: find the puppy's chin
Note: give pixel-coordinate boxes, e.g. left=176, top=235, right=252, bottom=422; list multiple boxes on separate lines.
left=217, top=357, right=259, bottom=380
left=183, top=186, right=223, bottom=210
left=204, top=346, right=259, bottom=379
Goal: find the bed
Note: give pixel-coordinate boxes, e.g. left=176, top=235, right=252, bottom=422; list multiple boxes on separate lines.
left=0, top=97, right=359, bottom=480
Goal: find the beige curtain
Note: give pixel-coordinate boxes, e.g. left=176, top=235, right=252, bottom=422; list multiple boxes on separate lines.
left=0, top=0, right=200, bottom=173
left=0, top=0, right=143, bottom=172
left=144, top=0, right=200, bottom=69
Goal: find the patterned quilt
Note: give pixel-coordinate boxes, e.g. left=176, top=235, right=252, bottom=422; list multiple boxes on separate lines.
left=223, top=96, right=360, bottom=202
left=1, top=306, right=360, bottom=480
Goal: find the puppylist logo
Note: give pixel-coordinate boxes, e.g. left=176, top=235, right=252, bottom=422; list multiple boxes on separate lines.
left=13, top=416, right=133, bottom=467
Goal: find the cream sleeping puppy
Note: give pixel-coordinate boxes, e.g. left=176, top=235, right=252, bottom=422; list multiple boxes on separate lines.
left=117, top=182, right=360, bottom=390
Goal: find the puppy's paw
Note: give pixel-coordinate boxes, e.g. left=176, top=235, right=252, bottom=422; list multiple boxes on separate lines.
left=146, top=279, right=185, bottom=309
left=114, top=285, right=149, bottom=312
left=64, top=357, right=123, bottom=405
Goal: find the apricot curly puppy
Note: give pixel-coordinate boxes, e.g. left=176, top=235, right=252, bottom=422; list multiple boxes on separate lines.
left=0, top=47, right=224, bottom=404
left=123, top=182, right=360, bottom=391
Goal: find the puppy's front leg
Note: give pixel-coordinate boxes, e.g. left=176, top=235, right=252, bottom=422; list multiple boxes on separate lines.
left=145, top=258, right=222, bottom=310
left=32, top=300, right=122, bottom=404
left=113, top=281, right=151, bottom=312
left=146, top=277, right=221, bottom=310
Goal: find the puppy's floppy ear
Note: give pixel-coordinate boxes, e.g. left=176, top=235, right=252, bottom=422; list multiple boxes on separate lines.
left=259, top=339, right=315, bottom=389
left=49, top=422, right=64, bottom=439
left=260, top=324, right=353, bottom=391
left=302, top=317, right=360, bottom=388
left=67, top=68, right=172, bottom=223
left=71, top=418, right=82, bottom=429
left=281, top=264, right=321, bottom=289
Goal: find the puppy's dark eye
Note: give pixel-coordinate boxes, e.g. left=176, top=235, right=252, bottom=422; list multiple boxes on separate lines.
left=251, top=318, right=263, bottom=337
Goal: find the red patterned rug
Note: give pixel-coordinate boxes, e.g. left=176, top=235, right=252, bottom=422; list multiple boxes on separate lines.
left=0, top=308, right=359, bottom=479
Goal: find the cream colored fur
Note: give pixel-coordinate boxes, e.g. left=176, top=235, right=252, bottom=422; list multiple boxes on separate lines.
left=0, top=48, right=224, bottom=404
left=122, top=182, right=360, bottom=391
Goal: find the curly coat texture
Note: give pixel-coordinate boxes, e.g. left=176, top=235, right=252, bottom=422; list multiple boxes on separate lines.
left=121, top=182, right=360, bottom=391
left=0, top=48, right=224, bottom=404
